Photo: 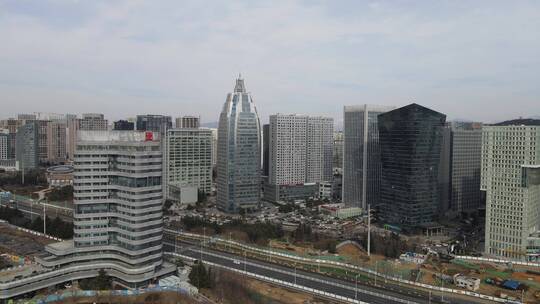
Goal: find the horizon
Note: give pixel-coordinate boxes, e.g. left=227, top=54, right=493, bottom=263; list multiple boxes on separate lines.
left=1, top=1, right=539, bottom=124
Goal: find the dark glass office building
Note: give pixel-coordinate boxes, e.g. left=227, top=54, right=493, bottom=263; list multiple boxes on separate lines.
left=378, top=103, right=446, bottom=229
left=113, top=120, right=134, bottom=130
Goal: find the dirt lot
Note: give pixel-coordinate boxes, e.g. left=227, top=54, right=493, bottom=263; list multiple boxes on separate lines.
left=247, top=279, right=338, bottom=304
left=52, top=291, right=198, bottom=304
left=0, top=223, right=53, bottom=257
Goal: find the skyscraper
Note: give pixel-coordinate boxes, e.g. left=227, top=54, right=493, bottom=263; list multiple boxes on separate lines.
left=482, top=119, right=540, bottom=260
left=136, top=115, right=172, bottom=133
left=262, top=124, right=270, bottom=177
left=37, top=130, right=175, bottom=285
left=342, top=105, right=394, bottom=209
left=217, top=76, right=261, bottom=213
left=333, top=131, right=343, bottom=170
left=264, top=114, right=333, bottom=203
left=15, top=121, right=39, bottom=170
left=449, top=122, right=484, bottom=215
left=378, top=103, right=446, bottom=228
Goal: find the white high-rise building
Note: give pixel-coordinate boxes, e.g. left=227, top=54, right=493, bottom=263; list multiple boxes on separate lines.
left=264, top=114, right=333, bottom=203
left=482, top=120, right=540, bottom=260
left=0, top=131, right=9, bottom=160
left=165, top=128, right=213, bottom=203
left=217, top=76, right=261, bottom=213
left=37, top=130, right=175, bottom=286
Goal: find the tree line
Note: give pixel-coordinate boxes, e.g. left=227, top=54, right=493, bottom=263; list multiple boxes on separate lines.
left=0, top=206, right=73, bottom=239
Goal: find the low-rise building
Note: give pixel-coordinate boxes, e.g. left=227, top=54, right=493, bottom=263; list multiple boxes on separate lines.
left=453, top=274, right=480, bottom=291
left=399, top=252, right=427, bottom=264
left=46, top=165, right=74, bottom=187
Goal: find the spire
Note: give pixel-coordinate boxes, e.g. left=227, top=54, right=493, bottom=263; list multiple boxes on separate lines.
left=234, top=74, right=246, bottom=93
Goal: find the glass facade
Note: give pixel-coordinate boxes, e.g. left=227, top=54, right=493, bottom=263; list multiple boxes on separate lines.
left=378, top=103, right=446, bottom=228
left=217, top=78, right=261, bottom=213
left=343, top=105, right=394, bottom=208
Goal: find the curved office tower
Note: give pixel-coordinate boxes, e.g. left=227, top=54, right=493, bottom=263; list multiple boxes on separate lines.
left=37, top=131, right=175, bottom=287
left=217, top=77, right=261, bottom=213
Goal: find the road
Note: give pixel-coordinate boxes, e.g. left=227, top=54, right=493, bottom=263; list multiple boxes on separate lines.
left=1, top=197, right=73, bottom=223
left=164, top=241, right=490, bottom=304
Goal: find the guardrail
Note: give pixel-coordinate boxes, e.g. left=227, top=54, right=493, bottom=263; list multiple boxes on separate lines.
left=166, top=229, right=512, bottom=303
left=167, top=252, right=375, bottom=304
left=454, top=255, right=540, bottom=267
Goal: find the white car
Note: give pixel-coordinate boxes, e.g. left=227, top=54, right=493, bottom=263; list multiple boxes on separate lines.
left=233, top=260, right=241, bottom=265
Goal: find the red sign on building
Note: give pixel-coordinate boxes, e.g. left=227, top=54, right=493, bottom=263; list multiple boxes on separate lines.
left=145, top=131, right=154, bottom=141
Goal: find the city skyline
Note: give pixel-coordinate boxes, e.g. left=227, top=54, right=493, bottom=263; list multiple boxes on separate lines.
left=1, top=1, right=540, bottom=123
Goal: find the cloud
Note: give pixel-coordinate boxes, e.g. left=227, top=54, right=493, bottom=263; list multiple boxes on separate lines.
left=0, top=0, right=539, bottom=123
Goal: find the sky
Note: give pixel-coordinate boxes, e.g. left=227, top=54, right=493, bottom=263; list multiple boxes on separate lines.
left=0, top=0, right=539, bottom=125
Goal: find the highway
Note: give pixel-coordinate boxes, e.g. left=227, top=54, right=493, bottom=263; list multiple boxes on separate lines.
left=1, top=197, right=73, bottom=223
left=164, top=241, right=491, bottom=304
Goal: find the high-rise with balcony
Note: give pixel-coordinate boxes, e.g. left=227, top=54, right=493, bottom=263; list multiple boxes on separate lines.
left=176, top=116, right=200, bottom=129
left=482, top=119, right=540, bottom=260
left=217, top=76, right=261, bottom=213
left=378, top=103, right=446, bottom=228
left=37, top=130, right=175, bottom=286
left=342, top=105, right=394, bottom=209
left=264, top=114, right=333, bottom=203
left=165, top=128, right=213, bottom=202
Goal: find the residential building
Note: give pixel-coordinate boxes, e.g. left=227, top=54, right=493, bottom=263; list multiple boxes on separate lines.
left=136, top=115, right=172, bottom=133
left=78, top=113, right=108, bottom=130
left=36, top=130, right=175, bottom=286
left=17, top=113, right=36, bottom=122
left=67, top=114, right=108, bottom=160
left=165, top=128, right=213, bottom=203
left=342, top=104, right=395, bottom=208
left=216, top=76, right=261, bottom=213
left=15, top=121, right=39, bottom=170
left=176, top=116, right=200, bottom=129
left=113, top=120, right=134, bottom=130
left=482, top=119, right=540, bottom=260
left=264, top=114, right=333, bottom=203
left=37, top=120, right=49, bottom=163
left=378, top=103, right=446, bottom=229
left=0, top=131, right=9, bottom=160
left=0, top=118, right=19, bottom=159
left=46, top=121, right=67, bottom=163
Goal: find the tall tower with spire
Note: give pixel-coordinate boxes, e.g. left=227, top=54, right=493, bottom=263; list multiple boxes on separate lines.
left=216, top=76, right=261, bottom=213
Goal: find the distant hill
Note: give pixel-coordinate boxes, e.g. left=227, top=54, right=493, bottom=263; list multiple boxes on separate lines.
left=201, top=121, right=218, bottom=128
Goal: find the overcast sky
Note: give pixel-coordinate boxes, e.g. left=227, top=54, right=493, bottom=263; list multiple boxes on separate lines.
left=1, top=1, right=539, bottom=125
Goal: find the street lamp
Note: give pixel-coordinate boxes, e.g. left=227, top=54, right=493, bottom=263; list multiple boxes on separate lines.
left=355, top=273, right=361, bottom=300
left=294, top=262, right=297, bottom=285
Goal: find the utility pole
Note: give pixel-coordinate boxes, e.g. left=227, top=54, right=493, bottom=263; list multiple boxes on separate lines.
left=21, top=159, right=24, bottom=185
left=367, top=204, right=371, bottom=257
left=43, top=203, right=46, bottom=235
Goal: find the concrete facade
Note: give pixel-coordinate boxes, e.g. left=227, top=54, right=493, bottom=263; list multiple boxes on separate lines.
left=482, top=121, right=540, bottom=260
